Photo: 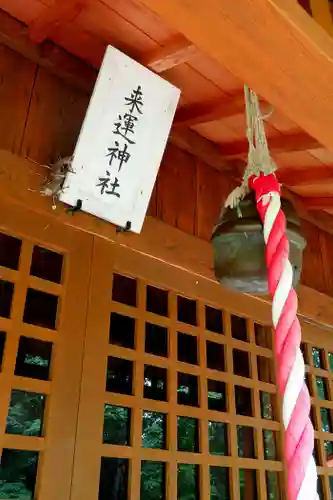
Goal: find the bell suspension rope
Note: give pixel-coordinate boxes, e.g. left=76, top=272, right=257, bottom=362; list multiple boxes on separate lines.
left=225, top=86, right=318, bottom=500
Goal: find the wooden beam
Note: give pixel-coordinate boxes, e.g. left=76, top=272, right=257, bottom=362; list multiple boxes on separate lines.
left=29, top=0, right=85, bottom=44
left=220, top=132, right=319, bottom=159
left=169, top=128, right=237, bottom=172
left=142, top=36, right=198, bottom=73
left=309, top=0, right=333, bottom=36
left=138, top=0, right=333, bottom=155
left=298, top=0, right=312, bottom=15
left=0, top=9, right=96, bottom=93
left=282, top=189, right=333, bottom=229
left=301, top=197, right=333, bottom=210
left=278, top=166, right=333, bottom=187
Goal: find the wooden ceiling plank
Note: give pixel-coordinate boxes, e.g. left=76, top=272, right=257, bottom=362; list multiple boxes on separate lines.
left=220, top=132, right=319, bottom=159
left=278, top=166, right=333, bottom=187
left=137, top=0, right=333, bottom=155
left=143, top=36, right=198, bottom=73
left=29, top=0, right=85, bottom=44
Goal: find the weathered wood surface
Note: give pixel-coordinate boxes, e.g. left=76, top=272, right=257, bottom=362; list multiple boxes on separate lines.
left=0, top=42, right=332, bottom=296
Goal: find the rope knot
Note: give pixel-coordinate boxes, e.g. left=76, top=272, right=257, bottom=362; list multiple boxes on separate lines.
left=249, top=173, right=280, bottom=205
left=224, top=86, right=277, bottom=210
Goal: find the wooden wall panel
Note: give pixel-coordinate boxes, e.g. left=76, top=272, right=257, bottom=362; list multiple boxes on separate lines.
left=21, top=67, right=89, bottom=164
left=0, top=45, right=36, bottom=154
left=300, top=220, right=327, bottom=294
left=157, top=144, right=197, bottom=234
left=146, top=183, right=157, bottom=217
left=319, top=231, right=333, bottom=296
left=196, top=159, right=236, bottom=240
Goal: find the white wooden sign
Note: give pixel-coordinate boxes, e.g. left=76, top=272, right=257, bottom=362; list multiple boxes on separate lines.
left=60, top=45, right=181, bottom=233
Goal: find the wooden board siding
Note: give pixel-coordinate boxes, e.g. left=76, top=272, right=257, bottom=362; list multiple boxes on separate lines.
left=0, top=42, right=332, bottom=297
left=21, top=66, right=89, bottom=164
left=0, top=45, right=36, bottom=154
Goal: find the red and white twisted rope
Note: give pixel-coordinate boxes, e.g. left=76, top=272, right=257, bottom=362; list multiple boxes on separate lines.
left=224, top=86, right=319, bottom=498
left=249, top=173, right=318, bottom=500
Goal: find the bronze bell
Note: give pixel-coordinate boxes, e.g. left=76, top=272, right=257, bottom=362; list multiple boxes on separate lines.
left=211, top=192, right=306, bottom=295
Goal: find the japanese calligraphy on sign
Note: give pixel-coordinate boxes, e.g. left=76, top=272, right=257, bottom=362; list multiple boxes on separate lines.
left=96, top=85, right=144, bottom=198
left=60, top=45, right=180, bottom=233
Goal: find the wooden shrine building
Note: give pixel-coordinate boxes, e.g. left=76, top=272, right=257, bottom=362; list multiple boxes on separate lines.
left=0, top=0, right=333, bottom=499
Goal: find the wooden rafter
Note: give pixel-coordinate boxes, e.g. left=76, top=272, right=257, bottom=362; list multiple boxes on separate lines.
left=220, top=132, right=319, bottom=159
left=142, top=36, right=198, bottom=73
left=174, top=93, right=245, bottom=127
left=309, top=0, right=333, bottom=36
left=174, top=93, right=271, bottom=127
left=302, top=197, right=333, bottom=210
left=282, top=188, right=333, bottom=231
left=29, top=0, right=85, bottom=44
left=170, top=128, right=236, bottom=172
left=138, top=0, right=333, bottom=156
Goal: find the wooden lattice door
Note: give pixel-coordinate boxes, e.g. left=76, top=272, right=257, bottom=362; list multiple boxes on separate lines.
left=0, top=199, right=92, bottom=500
left=3, top=200, right=333, bottom=500
left=70, top=237, right=287, bottom=500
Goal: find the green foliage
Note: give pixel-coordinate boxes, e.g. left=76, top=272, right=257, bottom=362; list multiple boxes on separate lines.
left=6, top=391, right=44, bottom=437
left=142, top=411, right=165, bottom=449
left=210, top=466, right=229, bottom=500
left=141, top=462, right=164, bottom=500
left=0, top=390, right=43, bottom=499
left=24, top=355, right=48, bottom=367
left=209, top=421, right=228, bottom=456
left=312, top=348, right=323, bottom=369
left=328, top=352, right=333, bottom=372
left=103, top=405, right=130, bottom=445
left=0, top=449, right=38, bottom=499
left=261, top=392, right=273, bottom=419
left=316, top=377, right=326, bottom=400
left=178, top=417, right=198, bottom=452
left=263, top=430, right=276, bottom=460
left=177, top=464, right=198, bottom=500
left=266, top=472, right=280, bottom=500
left=0, top=388, right=281, bottom=499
